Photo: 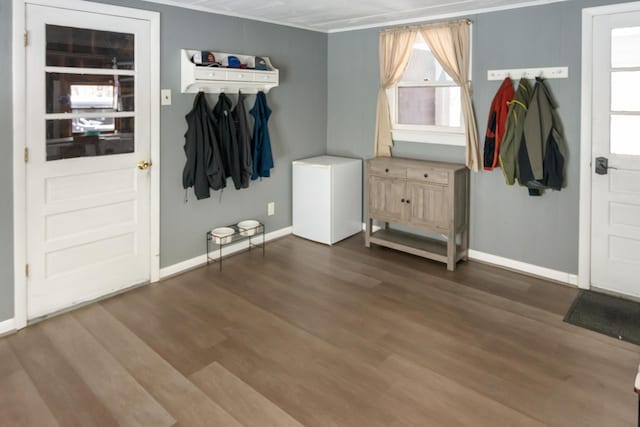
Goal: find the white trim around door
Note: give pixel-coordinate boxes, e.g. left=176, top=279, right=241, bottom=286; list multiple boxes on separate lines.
left=579, top=1, right=640, bottom=292
left=11, top=0, right=160, bottom=329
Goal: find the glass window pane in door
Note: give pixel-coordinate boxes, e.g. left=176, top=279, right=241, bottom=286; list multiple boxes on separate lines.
left=611, top=72, right=640, bottom=112
left=46, top=117, right=135, bottom=161
left=47, top=73, right=135, bottom=113
left=611, top=27, right=640, bottom=68
left=610, top=114, right=640, bottom=155
left=46, top=25, right=134, bottom=69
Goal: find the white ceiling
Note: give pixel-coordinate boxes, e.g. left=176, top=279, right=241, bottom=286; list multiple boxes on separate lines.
left=143, top=0, right=568, bottom=32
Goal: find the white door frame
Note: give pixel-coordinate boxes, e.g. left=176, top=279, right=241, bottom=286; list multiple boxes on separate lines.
left=579, top=1, right=640, bottom=291
left=12, top=0, right=160, bottom=329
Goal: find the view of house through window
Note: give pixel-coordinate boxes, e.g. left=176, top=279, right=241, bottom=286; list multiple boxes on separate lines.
left=391, top=33, right=465, bottom=143
left=70, top=84, right=116, bottom=133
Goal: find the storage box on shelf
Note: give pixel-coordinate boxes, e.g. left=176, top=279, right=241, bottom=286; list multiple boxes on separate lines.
left=364, top=157, right=469, bottom=271
left=181, top=49, right=279, bottom=94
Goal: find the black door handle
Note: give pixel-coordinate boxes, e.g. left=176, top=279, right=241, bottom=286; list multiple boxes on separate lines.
left=595, top=156, right=618, bottom=175
left=595, top=157, right=608, bottom=175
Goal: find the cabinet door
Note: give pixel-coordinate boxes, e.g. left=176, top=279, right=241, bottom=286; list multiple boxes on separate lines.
left=406, top=182, right=449, bottom=230
left=368, top=176, right=406, bottom=222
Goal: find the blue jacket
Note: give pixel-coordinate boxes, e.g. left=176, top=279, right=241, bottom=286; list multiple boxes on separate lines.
left=250, top=92, right=274, bottom=179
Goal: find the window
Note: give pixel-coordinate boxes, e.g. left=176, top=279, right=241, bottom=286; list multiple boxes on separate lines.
left=45, top=25, right=136, bottom=161
left=388, top=34, right=467, bottom=146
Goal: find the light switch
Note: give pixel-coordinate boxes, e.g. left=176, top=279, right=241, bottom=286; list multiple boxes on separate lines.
left=161, top=89, right=172, bottom=106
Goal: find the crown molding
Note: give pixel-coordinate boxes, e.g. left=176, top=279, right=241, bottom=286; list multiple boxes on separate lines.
left=140, top=0, right=571, bottom=34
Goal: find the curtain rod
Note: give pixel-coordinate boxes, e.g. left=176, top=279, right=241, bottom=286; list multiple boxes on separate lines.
left=379, top=18, right=472, bottom=34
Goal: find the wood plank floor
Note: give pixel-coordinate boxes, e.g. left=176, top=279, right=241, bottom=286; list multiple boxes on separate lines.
left=1, top=234, right=639, bottom=426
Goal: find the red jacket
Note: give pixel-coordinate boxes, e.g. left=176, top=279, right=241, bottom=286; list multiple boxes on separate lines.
left=483, top=77, right=514, bottom=171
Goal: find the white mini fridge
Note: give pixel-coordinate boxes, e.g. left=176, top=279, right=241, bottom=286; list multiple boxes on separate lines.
left=292, top=156, right=362, bottom=245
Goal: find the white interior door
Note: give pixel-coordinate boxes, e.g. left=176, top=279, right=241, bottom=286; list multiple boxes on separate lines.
left=26, top=3, right=152, bottom=319
left=591, top=10, right=640, bottom=298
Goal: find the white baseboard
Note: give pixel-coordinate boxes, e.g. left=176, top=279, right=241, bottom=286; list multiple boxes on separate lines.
left=362, top=222, right=577, bottom=286
left=159, top=225, right=578, bottom=287
left=468, top=249, right=578, bottom=286
left=0, top=318, right=15, bottom=336
left=362, top=222, right=382, bottom=232
left=159, top=226, right=292, bottom=280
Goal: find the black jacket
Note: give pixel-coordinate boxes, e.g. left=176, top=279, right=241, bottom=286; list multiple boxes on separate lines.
left=232, top=93, right=253, bottom=189
left=213, top=93, right=242, bottom=190
left=183, top=92, right=225, bottom=199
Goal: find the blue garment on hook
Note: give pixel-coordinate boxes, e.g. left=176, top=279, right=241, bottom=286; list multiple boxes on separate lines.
left=249, top=91, right=274, bottom=180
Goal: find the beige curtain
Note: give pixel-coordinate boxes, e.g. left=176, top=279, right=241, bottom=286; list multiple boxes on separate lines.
left=420, top=21, right=481, bottom=171
left=374, top=30, right=416, bottom=157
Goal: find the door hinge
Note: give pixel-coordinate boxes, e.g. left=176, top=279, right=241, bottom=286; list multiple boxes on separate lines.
left=25, top=264, right=29, bottom=278
left=24, top=147, right=29, bottom=162
left=24, top=31, right=29, bottom=47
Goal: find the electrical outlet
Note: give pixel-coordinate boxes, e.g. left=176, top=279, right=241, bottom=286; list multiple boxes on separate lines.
left=161, top=89, right=172, bottom=106
left=267, top=202, right=275, bottom=216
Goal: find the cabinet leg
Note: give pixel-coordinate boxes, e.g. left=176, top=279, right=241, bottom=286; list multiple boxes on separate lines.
left=447, top=231, right=456, bottom=271
left=364, top=218, right=372, bottom=248
left=461, top=229, right=469, bottom=261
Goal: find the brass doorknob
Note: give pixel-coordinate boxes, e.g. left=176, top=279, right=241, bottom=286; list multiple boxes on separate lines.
left=137, top=160, right=151, bottom=170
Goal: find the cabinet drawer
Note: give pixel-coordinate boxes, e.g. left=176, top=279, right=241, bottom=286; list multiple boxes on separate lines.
left=407, top=168, right=448, bottom=185
left=254, top=72, right=278, bottom=83
left=369, top=163, right=406, bottom=179
left=194, top=67, right=227, bottom=80
left=227, top=71, right=254, bottom=81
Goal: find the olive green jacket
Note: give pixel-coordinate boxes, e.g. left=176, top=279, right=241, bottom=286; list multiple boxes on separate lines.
left=499, top=78, right=532, bottom=185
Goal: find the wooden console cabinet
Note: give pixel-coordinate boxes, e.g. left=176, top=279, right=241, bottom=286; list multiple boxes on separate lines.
left=364, top=157, right=469, bottom=271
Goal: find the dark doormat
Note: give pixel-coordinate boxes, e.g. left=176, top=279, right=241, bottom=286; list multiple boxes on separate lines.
left=564, top=290, right=640, bottom=345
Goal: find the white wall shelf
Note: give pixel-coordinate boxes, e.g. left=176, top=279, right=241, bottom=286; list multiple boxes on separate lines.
left=487, top=66, right=569, bottom=81
left=181, top=49, right=279, bottom=94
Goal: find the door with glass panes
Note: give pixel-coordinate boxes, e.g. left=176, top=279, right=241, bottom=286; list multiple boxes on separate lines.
left=591, top=11, right=640, bottom=298
left=25, top=3, right=152, bottom=319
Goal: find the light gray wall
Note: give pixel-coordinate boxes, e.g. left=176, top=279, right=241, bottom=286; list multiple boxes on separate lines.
left=327, top=0, right=630, bottom=275
left=0, top=1, right=14, bottom=321
left=0, top=0, right=327, bottom=321
left=94, top=0, right=327, bottom=268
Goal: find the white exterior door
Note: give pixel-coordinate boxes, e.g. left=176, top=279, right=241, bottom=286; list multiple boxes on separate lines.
left=26, top=3, right=153, bottom=319
left=590, top=11, right=640, bottom=298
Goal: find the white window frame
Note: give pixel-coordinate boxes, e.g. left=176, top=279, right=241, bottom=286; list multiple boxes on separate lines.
left=388, top=31, right=471, bottom=147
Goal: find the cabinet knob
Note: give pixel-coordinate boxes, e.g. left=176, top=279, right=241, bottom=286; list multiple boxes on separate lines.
left=406, top=199, right=411, bottom=204
left=401, top=198, right=405, bottom=203
left=424, top=173, right=429, bottom=178
left=385, top=168, right=389, bottom=173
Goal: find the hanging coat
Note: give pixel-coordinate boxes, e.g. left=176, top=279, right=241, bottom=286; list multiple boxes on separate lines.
left=232, top=92, right=253, bottom=189
left=250, top=91, right=274, bottom=180
left=483, top=77, right=514, bottom=171
left=213, top=93, right=242, bottom=190
left=499, top=78, right=532, bottom=185
left=518, top=77, right=567, bottom=196
left=183, top=92, right=225, bottom=199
